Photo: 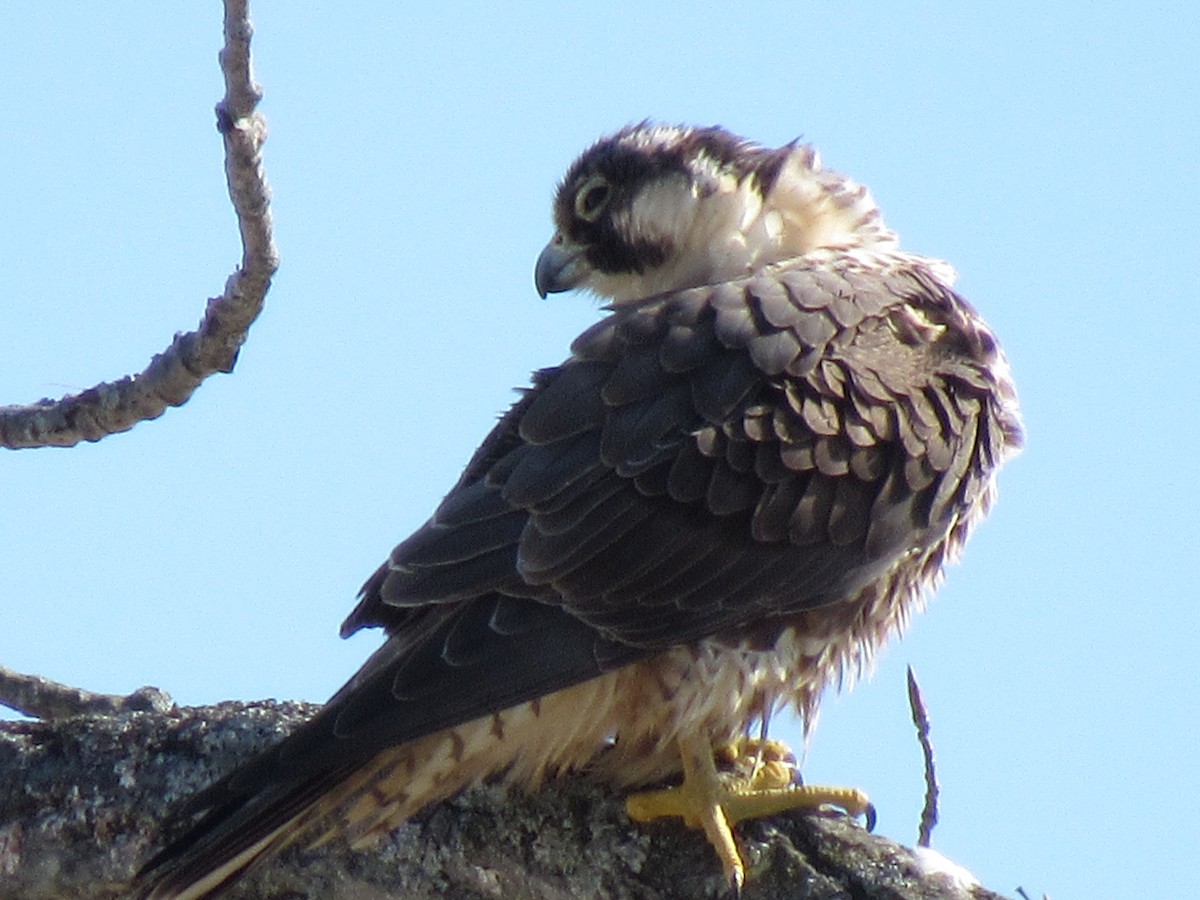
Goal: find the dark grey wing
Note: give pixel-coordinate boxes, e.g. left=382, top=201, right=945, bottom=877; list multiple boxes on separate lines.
left=505, top=260, right=1018, bottom=649
left=334, top=253, right=1018, bottom=746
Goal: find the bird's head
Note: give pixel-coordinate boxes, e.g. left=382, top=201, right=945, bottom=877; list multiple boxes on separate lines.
left=535, top=123, right=902, bottom=304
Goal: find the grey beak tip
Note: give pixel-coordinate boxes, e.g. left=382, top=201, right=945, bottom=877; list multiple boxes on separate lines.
left=534, top=237, right=585, bottom=297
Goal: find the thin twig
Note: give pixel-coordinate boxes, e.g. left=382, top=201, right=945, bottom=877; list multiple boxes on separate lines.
left=906, top=665, right=939, bottom=847
left=0, top=664, right=173, bottom=720
left=0, top=0, right=278, bottom=450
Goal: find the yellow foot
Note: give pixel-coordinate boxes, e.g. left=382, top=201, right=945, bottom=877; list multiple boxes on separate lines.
left=713, top=735, right=801, bottom=791
left=626, top=734, right=874, bottom=891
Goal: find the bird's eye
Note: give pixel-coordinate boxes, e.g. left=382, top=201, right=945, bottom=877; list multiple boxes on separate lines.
left=574, top=175, right=611, bottom=222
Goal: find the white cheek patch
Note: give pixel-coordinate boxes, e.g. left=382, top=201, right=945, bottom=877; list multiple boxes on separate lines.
left=626, top=177, right=694, bottom=246
left=618, top=175, right=783, bottom=295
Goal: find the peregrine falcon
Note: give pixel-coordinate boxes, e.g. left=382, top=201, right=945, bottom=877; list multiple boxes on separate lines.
left=139, top=123, right=1022, bottom=898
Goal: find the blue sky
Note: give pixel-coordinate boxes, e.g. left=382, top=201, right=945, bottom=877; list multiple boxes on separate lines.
left=2, top=4, right=1197, bottom=898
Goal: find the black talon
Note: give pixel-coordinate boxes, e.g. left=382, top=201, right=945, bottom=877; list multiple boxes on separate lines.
left=863, top=801, right=878, bottom=832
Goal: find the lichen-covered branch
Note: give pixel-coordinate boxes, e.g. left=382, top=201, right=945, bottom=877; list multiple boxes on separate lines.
left=0, top=0, right=278, bottom=450
left=0, top=699, right=1012, bottom=900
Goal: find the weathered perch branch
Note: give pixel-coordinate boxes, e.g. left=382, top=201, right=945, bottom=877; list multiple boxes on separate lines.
left=0, top=665, right=173, bottom=721
left=0, top=0, right=277, bottom=450
left=0, top=699, right=1011, bottom=900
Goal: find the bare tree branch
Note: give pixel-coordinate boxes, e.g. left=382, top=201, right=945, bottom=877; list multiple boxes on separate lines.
left=0, top=665, right=173, bottom=721
left=906, top=665, right=940, bottom=848
left=0, top=0, right=278, bottom=450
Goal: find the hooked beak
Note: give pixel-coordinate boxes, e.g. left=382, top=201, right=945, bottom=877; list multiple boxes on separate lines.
left=534, top=234, right=588, bottom=298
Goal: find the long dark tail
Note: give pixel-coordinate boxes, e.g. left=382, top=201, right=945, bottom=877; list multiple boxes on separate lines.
left=136, top=750, right=357, bottom=899
left=137, top=600, right=637, bottom=897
